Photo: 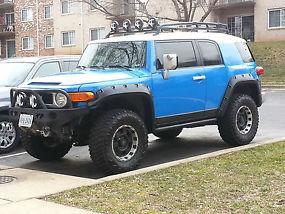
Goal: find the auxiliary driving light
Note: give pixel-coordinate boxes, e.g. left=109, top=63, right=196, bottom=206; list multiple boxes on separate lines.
left=148, top=17, right=158, bottom=30
left=110, top=21, right=119, bottom=33
left=135, top=18, right=144, bottom=31
left=123, top=19, right=131, bottom=32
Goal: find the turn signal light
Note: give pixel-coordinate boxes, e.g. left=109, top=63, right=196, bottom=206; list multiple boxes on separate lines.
left=256, top=66, right=264, bottom=76
left=68, top=92, right=95, bottom=102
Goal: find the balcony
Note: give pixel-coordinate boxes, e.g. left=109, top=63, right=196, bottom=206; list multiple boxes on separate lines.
left=0, top=0, right=14, bottom=10
left=214, top=0, right=255, bottom=10
left=0, top=24, right=15, bottom=36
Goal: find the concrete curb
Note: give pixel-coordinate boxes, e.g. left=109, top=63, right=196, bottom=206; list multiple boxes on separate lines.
left=263, top=85, right=285, bottom=89
left=79, top=137, right=285, bottom=186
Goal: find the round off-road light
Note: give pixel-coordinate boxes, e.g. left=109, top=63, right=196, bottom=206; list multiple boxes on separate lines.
left=135, top=18, right=144, bottom=31
left=54, top=93, right=67, bottom=108
left=110, top=21, right=119, bottom=32
left=123, top=19, right=131, bottom=32
left=148, top=17, right=158, bottom=30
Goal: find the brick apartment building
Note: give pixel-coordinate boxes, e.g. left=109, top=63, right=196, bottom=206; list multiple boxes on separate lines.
left=0, top=0, right=284, bottom=58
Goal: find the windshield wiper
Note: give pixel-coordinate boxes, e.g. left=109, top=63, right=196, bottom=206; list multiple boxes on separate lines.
left=107, top=65, right=132, bottom=71
left=88, top=65, right=105, bottom=70
left=76, top=65, right=86, bottom=70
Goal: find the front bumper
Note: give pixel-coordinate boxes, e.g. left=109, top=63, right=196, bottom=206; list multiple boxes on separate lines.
left=9, top=107, right=89, bottom=139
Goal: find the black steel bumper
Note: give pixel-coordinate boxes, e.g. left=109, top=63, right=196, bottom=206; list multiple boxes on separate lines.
left=9, top=107, right=89, bottom=139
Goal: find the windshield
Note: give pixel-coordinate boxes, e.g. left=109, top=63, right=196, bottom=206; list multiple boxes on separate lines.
left=78, top=41, right=147, bottom=69
left=0, top=62, right=34, bottom=87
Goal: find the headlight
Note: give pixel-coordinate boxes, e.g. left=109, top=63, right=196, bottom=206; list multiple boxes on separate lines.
left=54, top=93, right=67, bottom=108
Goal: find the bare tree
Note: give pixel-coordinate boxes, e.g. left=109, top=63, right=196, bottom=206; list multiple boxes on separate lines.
left=76, top=0, right=219, bottom=22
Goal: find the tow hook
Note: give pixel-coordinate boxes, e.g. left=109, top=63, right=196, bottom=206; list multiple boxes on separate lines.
left=41, top=126, right=51, bottom=137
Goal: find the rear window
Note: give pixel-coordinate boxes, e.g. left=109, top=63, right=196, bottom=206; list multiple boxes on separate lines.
left=62, top=61, right=78, bottom=72
left=235, top=42, right=255, bottom=63
left=198, top=41, right=223, bottom=66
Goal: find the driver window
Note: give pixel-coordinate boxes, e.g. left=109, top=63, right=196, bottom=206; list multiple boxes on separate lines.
left=156, top=41, right=198, bottom=70
left=34, top=62, right=61, bottom=78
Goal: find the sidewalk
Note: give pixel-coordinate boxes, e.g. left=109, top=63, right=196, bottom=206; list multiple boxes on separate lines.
left=1, top=137, right=285, bottom=213
left=0, top=167, right=99, bottom=213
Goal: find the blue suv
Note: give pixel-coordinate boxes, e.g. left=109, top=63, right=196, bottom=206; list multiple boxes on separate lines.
left=9, top=20, right=263, bottom=173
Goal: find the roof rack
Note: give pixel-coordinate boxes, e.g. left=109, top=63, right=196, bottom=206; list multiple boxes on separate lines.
left=158, top=22, right=229, bottom=33
left=106, top=18, right=229, bottom=38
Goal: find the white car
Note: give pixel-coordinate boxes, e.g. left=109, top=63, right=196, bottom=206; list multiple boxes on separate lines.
left=0, top=55, right=80, bottom=154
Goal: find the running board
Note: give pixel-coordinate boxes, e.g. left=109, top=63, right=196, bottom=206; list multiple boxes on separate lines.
left=154, top=118, right=217, bottom=132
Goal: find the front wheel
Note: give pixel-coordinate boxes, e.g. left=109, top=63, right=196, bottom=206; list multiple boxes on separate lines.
left=218, top=94, right=259, bottom=146
left=88, top=109, right=148, bottom=174
left=0, top=115, right=20, bottom=154
left=21, top=132, right=72, bottom=161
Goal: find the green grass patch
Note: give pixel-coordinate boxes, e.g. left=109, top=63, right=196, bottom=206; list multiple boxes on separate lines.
left=47, top=142, right=285, bottom=213
left=249, top=41, right=285, bottom=85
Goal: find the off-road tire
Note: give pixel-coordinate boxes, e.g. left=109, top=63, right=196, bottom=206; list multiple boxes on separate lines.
left=153, top=128, right=183, bottom=139
left=88, top=109, right=148, bottom=174
left=218, top=94, right=259, bottom=146
left=0, top=115, right=21, bottom=154
left=21, top=132, right=72, bottom=161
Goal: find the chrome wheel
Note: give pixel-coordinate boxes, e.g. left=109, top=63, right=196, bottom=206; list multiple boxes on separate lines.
left=0, top=121, right=16, bottom=149
left=112, top=125, right=138, bottom=162
left=236, top=106, right=252, bottom=135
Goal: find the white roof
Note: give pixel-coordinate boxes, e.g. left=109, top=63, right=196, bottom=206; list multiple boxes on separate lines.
left=0, top=55, right=80, bottom=63
left=90, top=32, right=245, bottom=44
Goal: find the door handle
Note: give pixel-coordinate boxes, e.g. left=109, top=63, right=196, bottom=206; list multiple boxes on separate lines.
left=193, top=75, right=206, bottom=81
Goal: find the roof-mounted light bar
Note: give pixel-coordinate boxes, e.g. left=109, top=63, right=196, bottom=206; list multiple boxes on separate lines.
left=106, top=18, right=229, bottom=38
left=108, top=18, right=159, bottom=37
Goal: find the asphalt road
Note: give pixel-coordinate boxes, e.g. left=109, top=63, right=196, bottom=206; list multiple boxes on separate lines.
left=0, top=89, right=284, bottom=179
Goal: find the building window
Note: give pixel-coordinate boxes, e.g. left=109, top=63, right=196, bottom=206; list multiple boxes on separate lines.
left=21, top=8, right=33, bottom=22
left=22, top=37, right=34, bottom=50
left=45, top=35, right=54, bottom=49
left=62, top=31, right=75, bottom=46
left=44, top=5, right=53, bottom=19
left=269, top=9, right=285, bottom=28
left=228, top=16, right=254, bottom=41
left=90, top=28, right=105, bottom=41
left=61, top=0, right=73, bottom=14
left=5, top=13, right=14, bottom=25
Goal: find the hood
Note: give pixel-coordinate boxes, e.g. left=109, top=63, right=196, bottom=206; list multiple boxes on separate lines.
left=25, top=69, right=144, bottom=87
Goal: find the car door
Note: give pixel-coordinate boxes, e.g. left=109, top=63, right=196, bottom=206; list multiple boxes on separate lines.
left=152, top=40, right=206, bottom=124
left=197, top=40, right=228, bottom=110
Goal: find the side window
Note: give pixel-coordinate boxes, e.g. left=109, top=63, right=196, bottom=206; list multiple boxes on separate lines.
left=62, top=61, right=78, bottom=72
left=198, top=41, right=223, bottom=66
left=156, top=41, right=198, bottom=69
left=34, top=62, right=61, bottom=78
left=235, top=42, right=255, bottom=63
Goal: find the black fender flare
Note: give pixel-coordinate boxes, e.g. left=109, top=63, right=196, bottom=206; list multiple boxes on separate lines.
left=87, top=84, right=156, bottom=130
left=217, top=74, right=262, bottom=117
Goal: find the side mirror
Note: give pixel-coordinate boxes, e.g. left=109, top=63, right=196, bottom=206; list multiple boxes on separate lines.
left=162, top=54, right=178, bottom=80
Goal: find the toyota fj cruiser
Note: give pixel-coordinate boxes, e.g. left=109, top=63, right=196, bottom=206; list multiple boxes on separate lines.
left=9, top=19, right=263, bottom=174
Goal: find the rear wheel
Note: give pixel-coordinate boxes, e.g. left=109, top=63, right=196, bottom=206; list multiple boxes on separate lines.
left=153, top=128, right=183, bottom=139
left=218, top=94, right=259, bottom=146
left=88, top=109, right=148, bottom=174
left=0, top=115, right=20, bottom=154
left=21, top=132, right=72, bottom=161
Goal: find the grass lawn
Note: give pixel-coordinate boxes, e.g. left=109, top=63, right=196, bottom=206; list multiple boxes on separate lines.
left=249, top=41, right=285, bottom=85
left=47, top=141, right=285, bottom=214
